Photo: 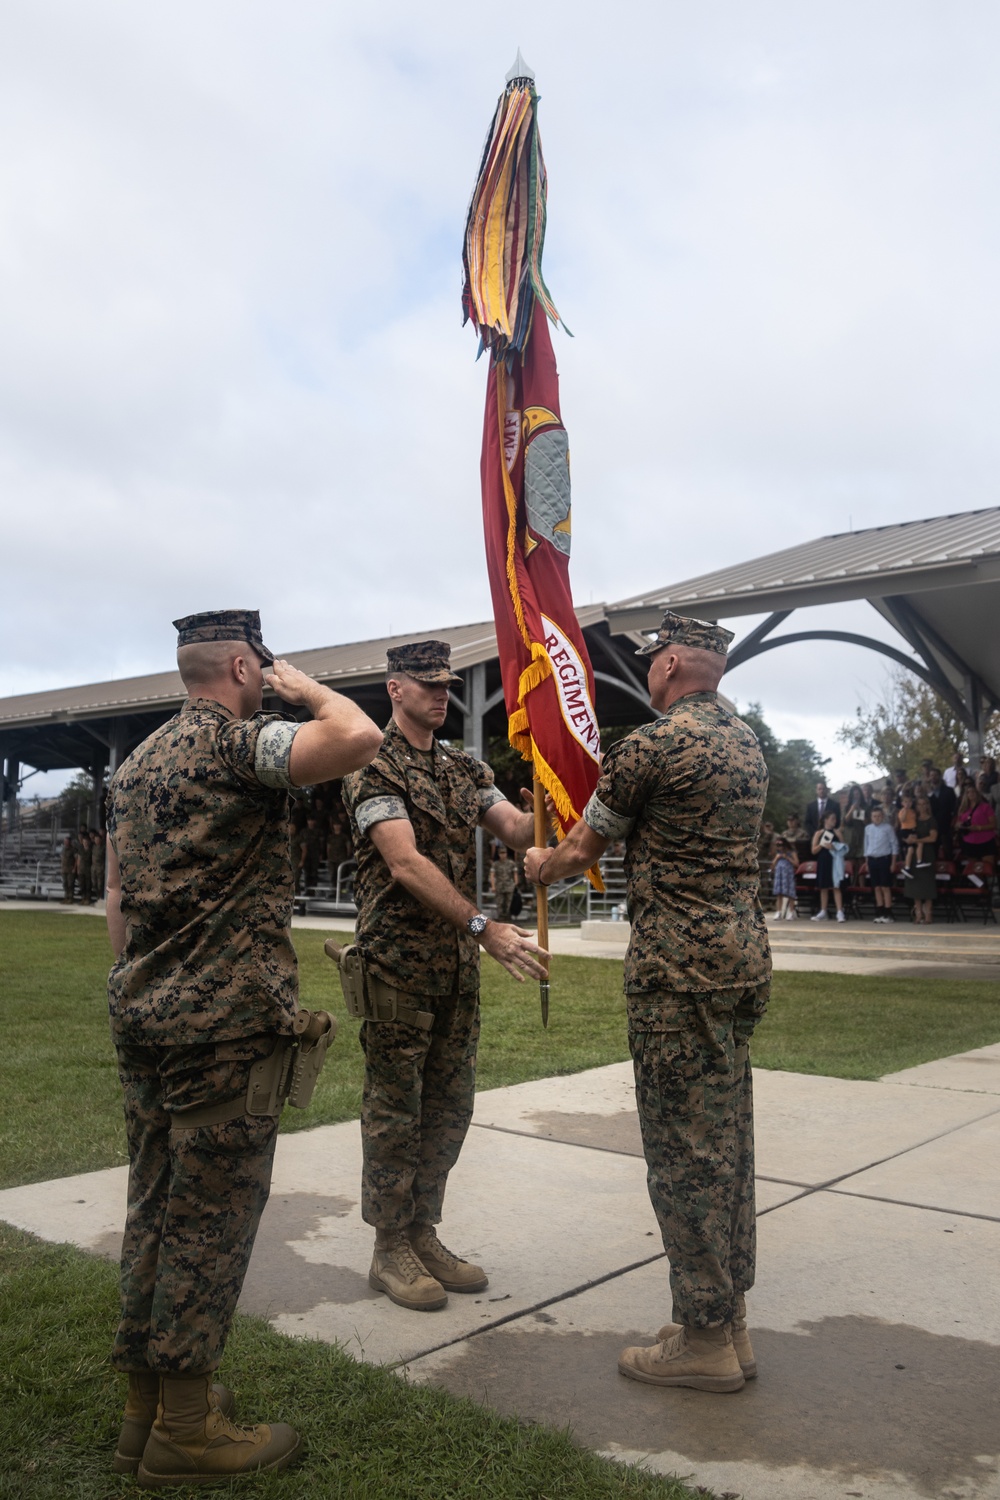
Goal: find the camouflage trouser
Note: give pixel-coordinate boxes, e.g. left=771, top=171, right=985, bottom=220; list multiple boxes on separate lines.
left=494, top=890, right=514, bottom=923
left=359, top=983, right=479, bottom=1232
left=113, top=1034, right=280, bottom=1374
left=628, top=983, right=769, bottom=1329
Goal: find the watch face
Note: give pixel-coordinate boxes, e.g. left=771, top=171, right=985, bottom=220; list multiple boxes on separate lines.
left=467, top=914, right=488, bottom=937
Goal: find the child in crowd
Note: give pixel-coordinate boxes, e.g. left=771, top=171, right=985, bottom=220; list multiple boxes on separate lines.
left=897, top=793, right=923, bottom=879
left=771, top=837, right=798, bottom=919
left=864, top=805, right=899, bottom=921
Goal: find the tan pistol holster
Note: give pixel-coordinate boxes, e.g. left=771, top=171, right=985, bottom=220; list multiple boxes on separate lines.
left=324, top=939, right=433, bottom=1030
left=171, top=1008, right=337, bottom=1132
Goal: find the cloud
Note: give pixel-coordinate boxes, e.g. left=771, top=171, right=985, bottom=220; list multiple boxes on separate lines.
left=2, top=0, right=998, bottom=784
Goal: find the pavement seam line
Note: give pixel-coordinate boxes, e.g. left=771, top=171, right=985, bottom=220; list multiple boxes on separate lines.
left=385, top=1250, right=668, bottom=1371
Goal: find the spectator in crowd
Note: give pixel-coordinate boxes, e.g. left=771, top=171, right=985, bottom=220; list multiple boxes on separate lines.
left=771, top=837, right=798, bottom=920
left=897, top=791, right=917, bottom=846
left=904, top=795, right=938, bottom=924
left=804, top=781, right=837, bottom=839
left=878, top=786, right=896, bottom=823
left=782, top=812, right=807, bottom=860
left=891, top=768, right=908, bottom=806
left=810, top=808, right=845, bottom=922
left=979, top=755, right=998, bottom=791
left=841, top=785, right=868, bottom=861
left=928, top=768, right=957, bottom=859
left=955, top=780, right=997, bottom=862
left=943, top=750, right=965, bottom=790
left=864, top=806, right=898, bottom=923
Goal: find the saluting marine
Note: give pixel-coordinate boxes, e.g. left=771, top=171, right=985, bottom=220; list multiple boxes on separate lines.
left=104, top=608, right=381, bottom=1486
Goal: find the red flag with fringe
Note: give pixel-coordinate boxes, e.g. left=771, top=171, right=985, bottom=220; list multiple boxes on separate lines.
left=465, top=64, right=603, bottom=869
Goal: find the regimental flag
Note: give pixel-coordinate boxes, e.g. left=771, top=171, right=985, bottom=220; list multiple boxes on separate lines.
left=465, top=65, right=603, bottom=877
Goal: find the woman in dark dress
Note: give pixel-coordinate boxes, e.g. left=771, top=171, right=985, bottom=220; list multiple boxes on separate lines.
left=905, top=795, right=938, bottom=924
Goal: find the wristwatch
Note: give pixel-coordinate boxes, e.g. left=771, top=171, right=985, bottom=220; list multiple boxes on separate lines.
left=466, top=913, right=489, bottom=938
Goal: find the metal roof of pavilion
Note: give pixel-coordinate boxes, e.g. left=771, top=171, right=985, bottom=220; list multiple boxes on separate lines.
left=606, top=507, right=1000, bottom=730
left=606, top=507, right=1000, bottom=625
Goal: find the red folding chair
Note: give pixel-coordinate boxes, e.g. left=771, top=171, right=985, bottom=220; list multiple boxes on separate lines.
left=953, top=858, right=997, bottom=924
left=795, top=859, right=819, bottom=914
left=933, top=859, right=959, bottom=923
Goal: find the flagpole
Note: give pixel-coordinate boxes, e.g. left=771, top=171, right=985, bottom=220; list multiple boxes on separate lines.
left=533, top=775, right=550, bottom=1028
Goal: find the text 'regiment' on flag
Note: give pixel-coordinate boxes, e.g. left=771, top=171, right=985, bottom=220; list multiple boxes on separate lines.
left=462, top=60, right=603, bottom=888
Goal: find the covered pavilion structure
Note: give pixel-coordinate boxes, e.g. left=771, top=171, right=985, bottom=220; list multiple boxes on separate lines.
left=2, top=507, right=998, bottom=825
left=609, top=506, right=1000, bottom=761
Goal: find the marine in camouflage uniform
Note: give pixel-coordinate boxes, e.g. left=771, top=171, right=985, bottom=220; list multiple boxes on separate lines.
left=90, top=826, right=106, bottom=900
left=490, top=847, right=518, bottom=922
left=77, top=830, right=93, bottom=903
left=103, top=609, right=381, bottom=1484
left=341, top=639, right=546, bottom=1311
left=524, top=611, right=771, bottom=1394
left=60, top=834, right=77, bottom=902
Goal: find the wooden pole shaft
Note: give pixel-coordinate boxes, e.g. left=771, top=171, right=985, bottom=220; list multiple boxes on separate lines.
left=532, top=776, right=550, bottom=959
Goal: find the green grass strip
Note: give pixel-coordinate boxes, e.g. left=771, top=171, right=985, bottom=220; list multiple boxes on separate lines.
left=0, top=1223, right=698, bottom=1500
left=2, top=910, right=999, bottom=1189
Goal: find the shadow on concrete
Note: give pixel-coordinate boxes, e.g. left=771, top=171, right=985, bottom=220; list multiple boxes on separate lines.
left=522, top=1109, right=643, bottom=1156
left=417, top=1315, right=1000, bottom=1498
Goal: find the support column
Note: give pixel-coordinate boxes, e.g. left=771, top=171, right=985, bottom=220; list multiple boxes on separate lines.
left=3, top=759, right=19, bottom=831
left=964, top=675, right=985, bottom=766
left=107, top=720, right=127, bottom=780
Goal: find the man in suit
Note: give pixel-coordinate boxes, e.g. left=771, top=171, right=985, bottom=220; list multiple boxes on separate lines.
left=804, top=782, right=838, bottom=839
left=928, top=768, right=957, bottom=859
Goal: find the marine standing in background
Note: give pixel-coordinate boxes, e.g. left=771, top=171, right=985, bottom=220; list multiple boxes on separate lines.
left=90, top=825, right=106, bottom=901
left=489, top=845, right=518, bottom=923
left=341, top=640, right=548, bottom=1312
left=525, top=611, right=771, bottom=1395
left=104, top=608, right=381, bottom=1486
left=60, top=833, right=77, bottom=903
left=77, top=829, right=93, bottom=904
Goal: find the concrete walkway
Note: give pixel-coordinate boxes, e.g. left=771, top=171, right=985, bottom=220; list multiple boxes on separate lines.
left=2, top=1044, right=998, bottom=1499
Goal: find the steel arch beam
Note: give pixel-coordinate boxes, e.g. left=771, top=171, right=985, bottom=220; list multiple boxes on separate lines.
left=723, top=630, right=970, bottom=722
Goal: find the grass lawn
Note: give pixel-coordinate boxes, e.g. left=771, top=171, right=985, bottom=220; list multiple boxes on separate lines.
left=3, top=909, right=1000, bottom=1188
left=0, top=1221, right=696, bottom=1500
left=2, top=908, right=998, bottom=1498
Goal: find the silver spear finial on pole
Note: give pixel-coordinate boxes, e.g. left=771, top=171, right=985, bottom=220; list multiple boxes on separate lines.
left=506, top=48, right=535, bottom=84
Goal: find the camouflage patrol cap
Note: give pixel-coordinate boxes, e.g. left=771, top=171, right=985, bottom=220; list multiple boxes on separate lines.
left=172, top=609, right=275, bottom=665
left=386, top=639, right=461, bottom=684
left=635, top=610, right=735, bottom=658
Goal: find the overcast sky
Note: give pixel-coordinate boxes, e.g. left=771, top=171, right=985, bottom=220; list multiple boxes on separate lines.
left=4, top=1, right=999, bottom=793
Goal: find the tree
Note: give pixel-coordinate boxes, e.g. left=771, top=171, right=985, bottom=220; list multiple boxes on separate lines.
left=837, top=668, right=1000, bottom=779
left=738, top=704, right=830, bottom=829
left=57, top=770, right=100, bottom=828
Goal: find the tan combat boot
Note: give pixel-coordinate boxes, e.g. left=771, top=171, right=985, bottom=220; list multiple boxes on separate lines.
left=113, top=1371, right=235, bottom=1475
left=618, top=1324, right=745, bottom=1393
left=136, top=1373, right=300, bottom=1488
left=408, top=1224, right=489, bottom=1293
left=657, top=1293, right=756, bottom=1379
left=369, top=1231, right=448, bottom=1311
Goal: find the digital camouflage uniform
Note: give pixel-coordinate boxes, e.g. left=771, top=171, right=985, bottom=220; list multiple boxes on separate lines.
left=107, top=692, right=300, bottom=1374
left=491, top=855, right=518, bottom=922
left=342, top=717, right=506, bottom=1233
left=91, top=830, right=106, bottom=901
left=78, top=834, right=93, bottom=903
left=584, top=685, right=771, bottom=1331
left=60, top=837, right=77, bottom=901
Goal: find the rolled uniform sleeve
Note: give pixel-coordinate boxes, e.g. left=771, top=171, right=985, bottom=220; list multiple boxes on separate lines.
left=583, top=734, right=659, bottom=841
left=355, top=794, right=409, bottom=835
left=216, top=713, right=300, bottom=793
